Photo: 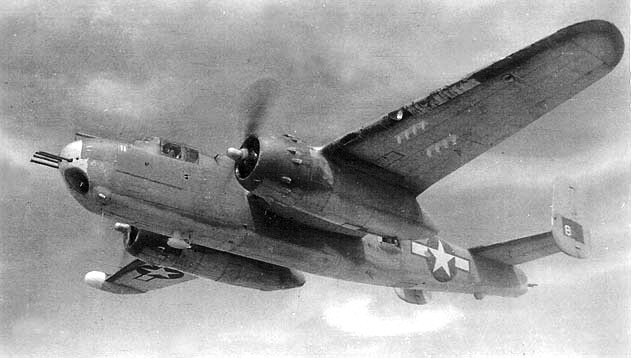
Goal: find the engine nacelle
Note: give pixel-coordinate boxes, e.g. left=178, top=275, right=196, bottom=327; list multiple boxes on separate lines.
left=234, top=135, right=333, bottom=193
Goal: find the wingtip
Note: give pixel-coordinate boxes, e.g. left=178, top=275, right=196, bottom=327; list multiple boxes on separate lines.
left=564, top=19, right=625, bottom=68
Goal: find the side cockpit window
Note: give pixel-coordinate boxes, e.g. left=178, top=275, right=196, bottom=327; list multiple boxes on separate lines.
left=185, top=148, right=199, bottom=163
left=161, top=140, right=199, bottom=164
left=162, top=142, right=182, bottom=159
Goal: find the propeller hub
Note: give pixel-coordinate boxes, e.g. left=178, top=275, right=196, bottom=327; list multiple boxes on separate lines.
left=226, top=147, right=249, bottom=161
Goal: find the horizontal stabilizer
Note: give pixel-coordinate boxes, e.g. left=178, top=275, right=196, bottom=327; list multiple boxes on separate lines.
left=469, top=232, right=557, bottom=265
left=470, top=178, right=590, bottom=265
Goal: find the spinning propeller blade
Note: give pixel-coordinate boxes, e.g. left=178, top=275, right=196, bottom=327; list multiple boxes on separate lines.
left=240, top=78, right=280, bottom=137
left=227, top=78, right=279, bottom=163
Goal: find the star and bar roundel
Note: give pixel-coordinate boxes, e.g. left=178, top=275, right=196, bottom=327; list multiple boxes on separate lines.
left=412, top=237, right=470, bottom=282
left=134, top=264, right=184, bottom=281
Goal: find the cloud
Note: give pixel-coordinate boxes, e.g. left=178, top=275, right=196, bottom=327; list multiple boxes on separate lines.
left=427, top=133, right=631, bottom=197
left=323, top=297, right=463, bottom=337
left=79, top=76, right=152, bottom=119
left=77, top=73, right=196, bottom=121
left=1, top=0, right=628, bottom=357
left=0, top=125, right=33, bottom=170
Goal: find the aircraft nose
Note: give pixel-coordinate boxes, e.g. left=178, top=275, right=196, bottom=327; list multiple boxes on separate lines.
left=59, top=140, right=90, bottom=195
left=60, top=140, right=83, bottom=161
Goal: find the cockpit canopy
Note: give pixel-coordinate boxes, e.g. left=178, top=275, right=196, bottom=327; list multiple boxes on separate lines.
left=161, top=139, right=199, bottom=163
left=134, top=137, right=199, bottom=164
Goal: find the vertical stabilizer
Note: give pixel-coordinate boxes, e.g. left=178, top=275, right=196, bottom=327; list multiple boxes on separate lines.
left=551, top=178, right=590, bottom=258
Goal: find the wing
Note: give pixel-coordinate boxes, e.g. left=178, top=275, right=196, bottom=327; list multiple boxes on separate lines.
left=322, top=20, right=623, bottom=194
left=85, top=259, right=196, bottom=294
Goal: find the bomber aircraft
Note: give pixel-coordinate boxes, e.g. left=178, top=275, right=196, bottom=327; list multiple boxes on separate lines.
left=31, top=20, right=623, bottom=304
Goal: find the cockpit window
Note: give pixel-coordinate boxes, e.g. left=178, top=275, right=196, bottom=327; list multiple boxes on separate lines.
left=162, top=142, right=182, bottom=159
left=185, top=148, right=199, bottom=163
left=161, top=140, right=199, bottom=164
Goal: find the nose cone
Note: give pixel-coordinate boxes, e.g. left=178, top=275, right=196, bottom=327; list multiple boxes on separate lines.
left=59, top=140, right=90, bottom=195
left=60, top=140, right=82, bottom=161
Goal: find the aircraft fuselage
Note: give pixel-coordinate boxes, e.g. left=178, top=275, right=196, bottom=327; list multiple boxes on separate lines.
left=58, top=136, right=528, bottom=298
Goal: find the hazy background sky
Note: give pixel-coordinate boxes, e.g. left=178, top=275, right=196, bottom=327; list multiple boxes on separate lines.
left=1, top=0, right=629, bottom=357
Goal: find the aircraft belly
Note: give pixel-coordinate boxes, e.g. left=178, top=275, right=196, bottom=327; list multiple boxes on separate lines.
left=110, top=195, right=413, bottom=286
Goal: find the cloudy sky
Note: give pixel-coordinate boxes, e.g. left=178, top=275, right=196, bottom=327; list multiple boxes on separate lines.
left=1, top=0, right=629, bottom=357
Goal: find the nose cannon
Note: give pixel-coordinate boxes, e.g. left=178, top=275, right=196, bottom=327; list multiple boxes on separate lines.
left=30, top=140, right=82, bottom=168
left=30, top=151, right=72, bottom=169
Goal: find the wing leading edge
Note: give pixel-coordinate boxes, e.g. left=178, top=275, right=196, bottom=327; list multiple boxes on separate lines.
left=322, top=20, right=624, bottom=194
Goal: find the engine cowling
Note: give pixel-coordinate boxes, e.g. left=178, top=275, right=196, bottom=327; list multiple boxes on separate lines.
left=233, top=135, right=333, bottom=193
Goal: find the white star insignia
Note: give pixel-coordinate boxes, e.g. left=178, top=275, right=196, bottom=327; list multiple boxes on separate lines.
left=145, top=267, right=172, bottom=278
left=411, top=239, right=470, bottom=279
left=427, top=240, right=454, bottom=277
left=135, top=265, right=183, bottom=281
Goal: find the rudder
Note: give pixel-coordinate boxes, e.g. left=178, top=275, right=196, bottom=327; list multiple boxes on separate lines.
left=551, top=178, right=590, bottom=258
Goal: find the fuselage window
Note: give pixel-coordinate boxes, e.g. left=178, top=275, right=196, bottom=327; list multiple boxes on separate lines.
left=380, top=236, right=400, bottom=247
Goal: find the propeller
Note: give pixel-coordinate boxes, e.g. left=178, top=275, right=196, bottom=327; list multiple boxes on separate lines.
left=226, top=78, right=280, bottom=162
